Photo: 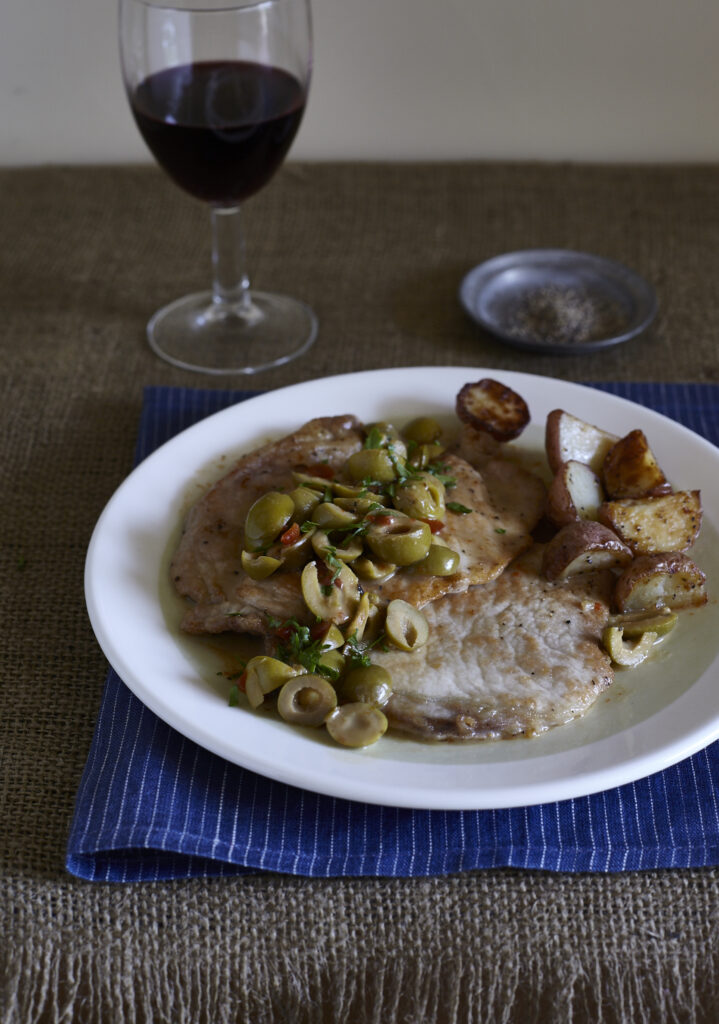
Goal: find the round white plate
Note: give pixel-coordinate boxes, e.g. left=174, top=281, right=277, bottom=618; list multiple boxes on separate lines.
left=84, top=367, right=719, bottom=809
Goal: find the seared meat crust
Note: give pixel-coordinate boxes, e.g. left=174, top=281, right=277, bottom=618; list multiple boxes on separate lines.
left=171, top=414, right=364, bottom=635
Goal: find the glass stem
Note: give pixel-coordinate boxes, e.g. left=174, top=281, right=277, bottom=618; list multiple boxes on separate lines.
left=210, top=205, right=253, bottom=315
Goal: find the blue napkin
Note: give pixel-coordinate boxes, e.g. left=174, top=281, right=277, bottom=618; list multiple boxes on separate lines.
left=67, top=383, right=719, bottom=881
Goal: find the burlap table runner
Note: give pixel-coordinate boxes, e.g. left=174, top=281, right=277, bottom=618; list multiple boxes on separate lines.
left=2, top=163, right=719, bottom=1022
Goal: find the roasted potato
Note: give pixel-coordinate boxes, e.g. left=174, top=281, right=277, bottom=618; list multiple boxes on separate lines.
left=599, top=490, right=702, bottom=554
left=614, top=552, right=708, bottom=613
left=545, top=409, right=618, bottom=475
left=545, top=460, right=605, bottom=527
left=456, top=379, right=529, bottom=442
left=602, top=429, right=671, bottom=499
left=542, top=521, right=633, bottom=582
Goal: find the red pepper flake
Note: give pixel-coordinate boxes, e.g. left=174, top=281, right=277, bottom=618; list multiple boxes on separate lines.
left=305, top=463, right=335, bottom=480
left=368, top=513, right=394, bottom=527
left=237, top=669, right=248, bottom=693
left=280, top=522, right=301, bottom=546
left=422, top=519, right=445, bottom=534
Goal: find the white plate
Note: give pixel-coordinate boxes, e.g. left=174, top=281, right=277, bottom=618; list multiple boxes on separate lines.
left=85, top=367, right=719, bottom=809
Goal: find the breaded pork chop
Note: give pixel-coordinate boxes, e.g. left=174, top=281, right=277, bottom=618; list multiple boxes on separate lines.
left=171, top=415, right=364, bottom=634
left=374, top=545, right=614, bottom=741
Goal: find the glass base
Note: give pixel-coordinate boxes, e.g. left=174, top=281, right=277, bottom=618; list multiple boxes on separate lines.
left=146, top=290, right=318, bottom=375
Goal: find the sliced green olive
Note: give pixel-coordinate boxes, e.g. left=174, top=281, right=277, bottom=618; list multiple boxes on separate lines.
left=312, top=501, right=359, bottom=530
left=331, top=481, right=370, bottom=499
left=353, top=555, right=397, bottom=582
left=393, top=472, right=446, bottom=521
left=342, top=592, right=371, bottom=643
left=365, top=421, right=407, bottom=457
left=385, top=599, right=429, bottom=651
left=300, top=559, right=361, bottom=623
left=292, top=471, right=335, bottom=492
left=325, top=703, right=388, bottom=747
left=402, top=416, right=443, bottom=445
left=602, top=625, right=658, bottom=667
left=289, top=485, right=323, bottom=523
left=244, top=656, right=298, bottom=709
left=275, top=529, right=315, bottom=571
left=311, top=529, right=364, bottom=564
left=366, top=514, right=432, bottom=566
left=241, top=549, right=282, bottom=580
left=337, top=665, right=393, bottom=708
left=277, top=674, right=337, bottom=726
left=418, top=543, right=460, bottom=577
left=317, top=623, right=345, bottom=650
left=607, top=609, right=678, bottom=638
left=407, top=441, right=446, bottom=469
left=317, top=649, right=345, bottom=681
left=345, top=448, right=397, bottom=484
left=334, top=496, right=385, bottom=516
left=244, top=491, right=295, bottom=550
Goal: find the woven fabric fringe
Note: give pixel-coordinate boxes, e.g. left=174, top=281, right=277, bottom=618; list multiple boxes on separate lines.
left=3, top=874, right=719, bottom=1024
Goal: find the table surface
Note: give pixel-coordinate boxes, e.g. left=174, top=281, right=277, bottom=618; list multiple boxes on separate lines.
left=2, top=162, right=719, bottom=1024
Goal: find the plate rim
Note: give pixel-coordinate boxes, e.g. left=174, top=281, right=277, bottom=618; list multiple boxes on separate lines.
left=84, top=366, right=719, bottom=810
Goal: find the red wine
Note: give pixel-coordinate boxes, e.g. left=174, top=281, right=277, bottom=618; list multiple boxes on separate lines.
left=130, top=61, right=306, bottom=205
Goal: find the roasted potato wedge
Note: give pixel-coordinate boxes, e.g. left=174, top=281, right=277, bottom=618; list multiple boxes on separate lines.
left=456, top=379, right=529, bottom=442
left=542, top=521, right=633, bottom=582
left=614, top=552, right=708, bottom=613
left=545, top=409, right=618, bottom=475
left=545, top=460, right=605, bottom=527
left=602, top=429, right=671, bottom=499
left=599, top=490, right=702, bottom=554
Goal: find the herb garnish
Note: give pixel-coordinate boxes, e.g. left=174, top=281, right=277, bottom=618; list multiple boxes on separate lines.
left=446, top=501, right=472, bottom=515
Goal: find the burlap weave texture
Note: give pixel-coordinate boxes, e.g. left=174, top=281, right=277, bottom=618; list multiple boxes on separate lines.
left=2, top=163, right=719, bottom=1023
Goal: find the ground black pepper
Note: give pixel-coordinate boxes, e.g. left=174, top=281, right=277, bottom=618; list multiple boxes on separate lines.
left=503, top=285, right=625, bottom=345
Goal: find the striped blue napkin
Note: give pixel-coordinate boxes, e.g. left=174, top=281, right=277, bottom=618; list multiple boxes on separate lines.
left=67, top=383, right=719, bottom=881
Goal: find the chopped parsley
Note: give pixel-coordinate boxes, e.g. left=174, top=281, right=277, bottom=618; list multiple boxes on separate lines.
left=446, top=501, right=473, bottom=515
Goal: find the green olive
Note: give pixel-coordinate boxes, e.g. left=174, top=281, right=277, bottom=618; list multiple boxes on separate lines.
left=393, top=472, right=446, bottom=521
left=337, top=665, right=393, bottom=707
left=402, top=416, right=443, bottom=445
left=366, top=514, right=432, bottom=566
left=608, top=609, right=678, bottom=638
left=301, top=559, right=361, bottom=623
left=312, top=501, right=359, bottom=530
left=289, top=486, right=323, bottom=523
left=275, top=529, right=315, bottom=571
left=317, top=623, right=345, bottom=650
left=277, top=674, right=337, bottom=726
left=331, top=481, right=370, bottom=499
left=385, top=599, right=429, bottom=651
left=345, top=448, right=397, bottom=484
left=311, top=529, right=363, bottom=564
left=342, top=592, right=371, bottom=643
left=317, top=649, right=346, bottom=681
left=334, top=496, right=385, bottom=516
left=244, top=656, right=298, bottom=709
left=407, top=442, right=446, bottom=470
left=292, top=471, right=335, bottom=492
left=364, top=421, right=407, bottom=457
left=244, top=491, right=295, bottom=550
left=241, top=549, right=282, bottom=580
left=325, top=703, right=388, bottom=747
left=353, top=555, right=397, bottom=582
left=418, top=543, right=460, bottom=577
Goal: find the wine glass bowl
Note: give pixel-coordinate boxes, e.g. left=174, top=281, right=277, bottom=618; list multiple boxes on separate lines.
left=119, top=0, right=316, bottom=374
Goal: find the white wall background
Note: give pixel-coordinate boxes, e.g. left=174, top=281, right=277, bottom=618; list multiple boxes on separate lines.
left=2, top=0, right=718, bottom=166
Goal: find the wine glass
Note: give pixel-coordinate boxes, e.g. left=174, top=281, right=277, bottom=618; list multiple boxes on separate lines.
left=119, top=0, right=316, bottom=375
